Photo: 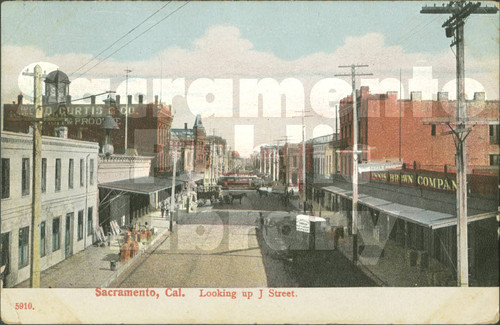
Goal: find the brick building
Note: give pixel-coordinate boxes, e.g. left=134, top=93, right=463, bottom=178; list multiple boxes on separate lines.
left=338, top=86, right=499, bottom=175
left=2, top=70, right=173, bottom=175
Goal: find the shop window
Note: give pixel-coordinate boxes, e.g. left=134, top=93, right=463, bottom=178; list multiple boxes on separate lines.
left=18, top=226, right=29, bottom=268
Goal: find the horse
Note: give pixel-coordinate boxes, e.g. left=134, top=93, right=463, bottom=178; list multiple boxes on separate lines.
left=229, top=192, right=247, bottom=204
left=257, top=188, right=269, bottom=197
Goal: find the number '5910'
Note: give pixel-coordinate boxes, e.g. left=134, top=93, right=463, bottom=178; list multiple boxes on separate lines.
left=15, top=302, right=34, bottom=310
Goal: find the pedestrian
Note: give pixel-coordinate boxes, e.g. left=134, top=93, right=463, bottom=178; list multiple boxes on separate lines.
left=160, top=203, right=165, bottom=219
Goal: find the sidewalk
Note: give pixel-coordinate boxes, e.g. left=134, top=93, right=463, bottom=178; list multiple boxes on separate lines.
left=15, top=210, right=172, bottom=288
left=307, top=200, right=454, bottom=287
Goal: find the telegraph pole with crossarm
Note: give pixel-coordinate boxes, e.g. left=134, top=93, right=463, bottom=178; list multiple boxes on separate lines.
left=421, top=1, right=498, bottom=287
left=22, top=65, right=46, bottom=288
left=335, top=64, right=372, bottom=264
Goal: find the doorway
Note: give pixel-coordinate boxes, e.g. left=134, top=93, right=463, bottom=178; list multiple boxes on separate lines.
left=65, top=213, right=73, bottom=258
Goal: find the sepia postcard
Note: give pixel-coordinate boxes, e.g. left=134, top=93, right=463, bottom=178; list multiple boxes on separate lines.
left=0, top=0, right=499, bottom=324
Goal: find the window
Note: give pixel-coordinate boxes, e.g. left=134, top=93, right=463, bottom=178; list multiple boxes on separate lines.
left=89, top=159, right=94, bottom=185
left=22, top=158, right=30, bottom=196
left=41, top=158, right=47, bottom=193
left=40, top=221, right=46, bottom=257
left=52, top=217, right=60, bottom=251
left=55, top=159, right=61, bottom=191
left=490, top=154, right=500, bottom=166
left=18, top=226, right=29, bottom=268
left=489, top=125, right=499, bottom=145
left=80, top=159, right=84, bottom=187
left=87, top=207, right=93, bottom=236
left=431, top=124, right=436, bottom=136
left=78, top=210, right=84, bottom=240
left=1, top=158, right=9, bottom=199
left=68, top=159, right=74, bottom=189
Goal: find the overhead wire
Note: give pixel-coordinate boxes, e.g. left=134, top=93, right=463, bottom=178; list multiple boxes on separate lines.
left=73, top=1, right=190, bottom=81
left=68, top=1, right=174, bottom=77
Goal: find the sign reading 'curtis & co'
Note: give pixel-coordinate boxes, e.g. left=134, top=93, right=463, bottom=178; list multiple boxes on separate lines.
left=371, top=171, right=458, bottom=192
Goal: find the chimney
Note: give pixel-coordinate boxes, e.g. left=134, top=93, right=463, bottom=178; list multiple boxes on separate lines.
left=155, top=95, right=158, bottom=105
left=128, top=95, right=132, bottom=105
left=387, top=91, right=398, bottom=100
left=473, top=92, right=485, bottom=102
left=184, top=123, right=188, bottom=130
left=360, top=86, right=370, bottom=97
left=410, top=91, right=422, bottom=101
left=18, top=94, right=23, bottom=105
left=437, top=92, right=448, bottom=101
left=116, top=95, right=121, bottom=105
left=138, top=95, right=143, bottom=104
left=91, top=95, right=96, bottom=105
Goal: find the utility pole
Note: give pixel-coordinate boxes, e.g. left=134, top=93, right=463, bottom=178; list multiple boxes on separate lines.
left=335, top=64, right=372, bottom=264
left=23, top=65, right=46, bottom=288
left=170, top=144, right=177, bottom=233
left=421, top=1, right=498, bottom=287
left=124, top=68, right=132, bottom=153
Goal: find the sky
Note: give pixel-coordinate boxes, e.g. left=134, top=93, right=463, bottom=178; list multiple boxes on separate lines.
left=1, top=1, right=499, bottom=156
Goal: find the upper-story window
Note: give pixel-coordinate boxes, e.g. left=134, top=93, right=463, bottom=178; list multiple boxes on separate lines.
left=89, top=159, right=94, bottom=186
left=489, top=125, right=499, bottom=145
left=1, top=158, right=9, bottom=199
left=80, top=158, right=84, bottom=187
left=22, top=158, right=30, bottom=196
left=41, top=158, right=47, bottom=193
left=68, top=159, right=74, bottom=189
left=55, top=158, right=61, bottom=192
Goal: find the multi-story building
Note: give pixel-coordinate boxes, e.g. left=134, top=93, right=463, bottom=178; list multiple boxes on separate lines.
left=1, top=131, right=99, bottom=287
left=338, top=86, right=499, bottom=175
left=171, top=115, right=227, bottom=186
left=2, top=70, right=173, bottom=175
left=308, top=87, right=500, bottom=285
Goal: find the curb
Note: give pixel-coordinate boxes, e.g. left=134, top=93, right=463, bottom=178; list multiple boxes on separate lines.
left=101, top=226, right=172, bottom=288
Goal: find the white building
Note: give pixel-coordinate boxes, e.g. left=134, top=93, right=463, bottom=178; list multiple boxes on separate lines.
left=1, top=131, right=99, bottom=287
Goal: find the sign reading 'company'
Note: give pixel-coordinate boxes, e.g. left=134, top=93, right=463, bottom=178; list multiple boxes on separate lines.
left=371, top=171, right=458, bottom=192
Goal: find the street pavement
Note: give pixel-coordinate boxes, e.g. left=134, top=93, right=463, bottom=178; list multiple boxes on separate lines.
left=115, top=191, right=377, bottom=287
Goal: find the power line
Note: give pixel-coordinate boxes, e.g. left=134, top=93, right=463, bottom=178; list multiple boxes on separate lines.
left=74, top=1, right=190, bottom=80
left=69, top=1, right=172, bottom=77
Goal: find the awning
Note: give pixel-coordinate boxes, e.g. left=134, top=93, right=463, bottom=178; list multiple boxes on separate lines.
left=175, top=173, right=204, bottom=183
left=99, top=176, right=184, bottom=195
left=322, top=185, right=497, bottom=229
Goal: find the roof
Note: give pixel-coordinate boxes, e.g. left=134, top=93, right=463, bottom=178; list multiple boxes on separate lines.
left=175, top=173, right=204, bottom=183
left=322, top=185, right=496, bottom=229
left=98, top=176, right=184, bottom=195
left=45, top=70, right=70, bottom=84
left=171, top=128, right=194, bottom=138
left=194, top=114, right=204, bottom=128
